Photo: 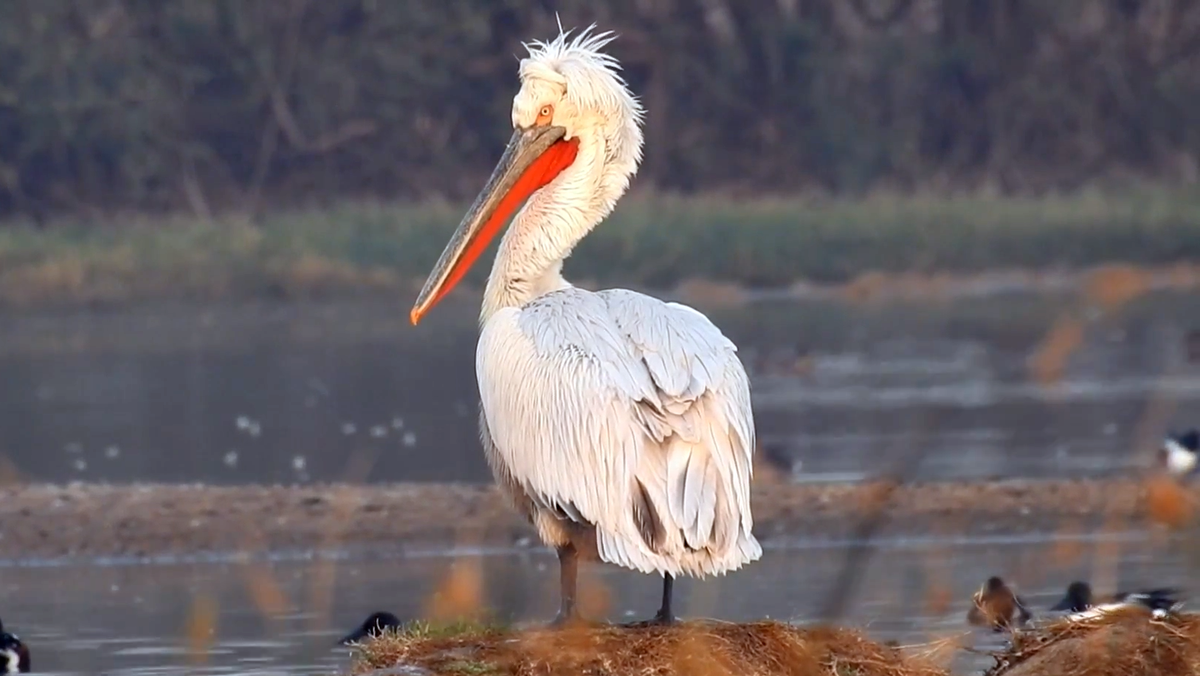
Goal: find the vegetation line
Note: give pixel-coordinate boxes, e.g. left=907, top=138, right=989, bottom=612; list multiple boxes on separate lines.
left=3, top=190, right=1200, bottom=308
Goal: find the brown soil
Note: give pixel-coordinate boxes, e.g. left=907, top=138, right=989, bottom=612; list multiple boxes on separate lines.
left=0, top=476, right=1188, bottom=560
left=351, top=620, right=949, bottom=676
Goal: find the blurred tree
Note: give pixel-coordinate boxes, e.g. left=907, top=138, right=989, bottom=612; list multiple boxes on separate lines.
left=0, top=0, right=1197, bottom=221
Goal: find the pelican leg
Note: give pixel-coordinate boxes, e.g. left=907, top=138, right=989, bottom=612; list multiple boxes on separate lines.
left=625, top=574, right=678, bottom=627
left=652, top=574, right=677, bottom=625
left=547, top=544, right=580, bottom=628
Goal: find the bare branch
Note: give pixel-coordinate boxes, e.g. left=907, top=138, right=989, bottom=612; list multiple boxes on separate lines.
left=180, top=156, right=212, bottom=221
left=267, top=87, right=378, bottom=154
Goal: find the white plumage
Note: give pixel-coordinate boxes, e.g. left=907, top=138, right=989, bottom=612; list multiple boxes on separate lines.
left=410, top=23, right=761, bottom=624
left=479, top=287, right=760, bottom=577
left=1162, top=437, right=1197, bottom=476
left=2, top=649, right=18, bottom=675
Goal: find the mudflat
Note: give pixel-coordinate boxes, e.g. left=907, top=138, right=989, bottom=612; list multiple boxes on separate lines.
left=0, top=477, right=1181, bottom=561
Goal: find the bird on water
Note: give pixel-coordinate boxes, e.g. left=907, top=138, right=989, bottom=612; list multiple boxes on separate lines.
left=339, top=611, right=403, bottom=645
left=1050, top=581, right=1183, bottom=619
left=0, top=618, right=29, bottom=674
left=967, top=576, right=1033, bottom=632
left=1160, top=429, right=1199, bottom=478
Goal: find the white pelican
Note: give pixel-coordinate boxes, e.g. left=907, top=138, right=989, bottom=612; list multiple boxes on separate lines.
left=410, top=25, right=762, bottom=626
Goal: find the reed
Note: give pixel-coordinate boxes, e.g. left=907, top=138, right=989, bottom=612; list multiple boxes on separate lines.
left=3, top=189, right=1200, bottom=306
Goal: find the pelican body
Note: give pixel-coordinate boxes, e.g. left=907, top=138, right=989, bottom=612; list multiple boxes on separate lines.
left=410, top=25, right=761, bottom=625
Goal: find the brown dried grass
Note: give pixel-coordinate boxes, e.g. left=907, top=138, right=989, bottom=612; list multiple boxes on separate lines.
left=1028, top=317, right=1085, bottom=385
left=1144, top=474, right=1194, bottom=529
left=185, top=593, right=219, bottom=666
left=350, top=620, right=949, bottom=676
left=1082, top=264, right=1152, bottom=311
left=986, top=607, right=1200, bottom=676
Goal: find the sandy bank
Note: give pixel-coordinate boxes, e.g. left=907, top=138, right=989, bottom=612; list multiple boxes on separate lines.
left=0, top=477, right=1184, bottom=562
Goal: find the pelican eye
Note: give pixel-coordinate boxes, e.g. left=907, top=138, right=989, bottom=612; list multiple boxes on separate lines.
left=536, top=105, right=554, bottom=125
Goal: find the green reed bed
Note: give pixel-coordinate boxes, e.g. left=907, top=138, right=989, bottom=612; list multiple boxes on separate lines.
left=2, top=188, right=1200, bottom=307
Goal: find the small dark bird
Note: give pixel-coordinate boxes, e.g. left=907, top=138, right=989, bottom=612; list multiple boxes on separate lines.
left=759, top=441, right=797, bottom=475
left=0, top=618, right=30, bottom=674
left=1050, top=581, right=1183, bottom=617
left=1160, top=429, right=1199, bottom=478
left=339, top=611, right=402, bottom=645
left=966, top=576, right=1033, bottom=632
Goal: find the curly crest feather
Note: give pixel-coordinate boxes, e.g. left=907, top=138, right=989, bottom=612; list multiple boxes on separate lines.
left=515, top=23, right=644, bottom=159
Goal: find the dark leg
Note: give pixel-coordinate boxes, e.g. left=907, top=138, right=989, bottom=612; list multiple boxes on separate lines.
left=547, top=544, right=580, bottom=628
left=652, top=574, right=677, bottom=625
left=625, top=573, right=678, bottom=627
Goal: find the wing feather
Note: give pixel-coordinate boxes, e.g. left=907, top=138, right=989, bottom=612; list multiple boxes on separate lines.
left=601, top=290, right=757, bottom=542
left=477, top=287, right=758, bottom=575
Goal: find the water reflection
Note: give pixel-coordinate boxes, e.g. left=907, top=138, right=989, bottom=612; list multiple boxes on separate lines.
left=2, top=529, right=1195, bottom=675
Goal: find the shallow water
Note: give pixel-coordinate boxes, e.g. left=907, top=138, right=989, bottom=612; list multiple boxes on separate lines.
left=3, top=290, right=1200, bottom=485
left=4, top=529, right=1199, bottom=676
left=3, top=291, right=1200, bottom=673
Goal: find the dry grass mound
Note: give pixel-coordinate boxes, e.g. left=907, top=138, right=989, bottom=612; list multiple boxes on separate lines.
left=987, top=607, right=1200, bottom=676
left=349, top=620, right=950, bottom=676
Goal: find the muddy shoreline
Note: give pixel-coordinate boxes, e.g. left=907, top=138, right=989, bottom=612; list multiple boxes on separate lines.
left=0, top=478, right=1183, bottom=562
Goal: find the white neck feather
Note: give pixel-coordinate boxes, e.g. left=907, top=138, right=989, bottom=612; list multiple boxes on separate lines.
left=480, top=129, right=629, bottom=322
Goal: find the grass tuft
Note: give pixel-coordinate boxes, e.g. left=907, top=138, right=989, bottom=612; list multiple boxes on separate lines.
left=348, top=619, right=949, bottom=676
left=344, top=610, right=1200, bottom=676
left=389, top=618, right=511, bottom=641
left=987, top=606, right=1200, bottom=676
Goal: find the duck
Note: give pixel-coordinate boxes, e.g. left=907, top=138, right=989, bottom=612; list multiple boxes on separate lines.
left=966, top=576, right=1033, bottom=631
left=0, top=618, right=30, bottom=674
left=1050, top=581, right=1183, bottom=619
left=338, top=611, right=402, bottom=645
left=1160, top=429, right=1199, bottom=478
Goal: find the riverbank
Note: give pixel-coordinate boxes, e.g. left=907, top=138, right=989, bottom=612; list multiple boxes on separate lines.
left=0, top=478, right=1186, bottom=562
left=3, top=190, right=1200, bottom=308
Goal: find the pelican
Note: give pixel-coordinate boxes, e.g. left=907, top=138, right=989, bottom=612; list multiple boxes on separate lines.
left=409, top=25, right=761, bottom=626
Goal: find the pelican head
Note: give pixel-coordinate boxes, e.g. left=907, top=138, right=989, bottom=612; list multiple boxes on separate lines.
left=411, top=25, right=645, bottom=325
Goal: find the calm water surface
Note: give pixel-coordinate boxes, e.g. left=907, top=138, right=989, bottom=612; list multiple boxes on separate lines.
left=5, top=531, right=1200, bottom=676
left=2, top=290, right=1200, bottom=484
